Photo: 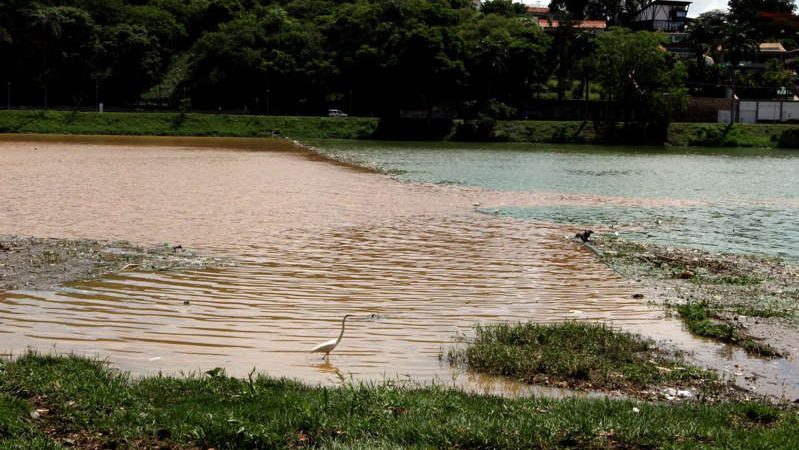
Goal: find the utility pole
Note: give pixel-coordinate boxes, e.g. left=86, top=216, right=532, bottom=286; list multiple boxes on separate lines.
left=6, top=82, right=9, bottom=110
left=729, top=68, right=736, bottom=125
left=348, top=89, right=353, bottom=116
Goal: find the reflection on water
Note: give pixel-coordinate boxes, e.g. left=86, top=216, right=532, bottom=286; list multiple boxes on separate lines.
left=0, top=135, right=797, bottom=398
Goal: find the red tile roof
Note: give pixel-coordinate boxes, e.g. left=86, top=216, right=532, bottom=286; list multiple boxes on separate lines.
left=527, top=6, right=550, bottom=15
left=537, top=18, right=607, bottom=30
left=759, top=42, right=787, bottom=53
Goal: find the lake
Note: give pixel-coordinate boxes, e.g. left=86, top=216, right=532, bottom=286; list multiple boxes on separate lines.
left=311, top=140, right=799, bottom=261
left=0, top=135, right=796, bottom=397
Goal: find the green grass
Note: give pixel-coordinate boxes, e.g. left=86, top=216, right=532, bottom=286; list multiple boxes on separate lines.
left=0, top=353, right=797, bottom=449
left=447, top=322, right=719, bottom=394
left=491, top=120, right=598, bottom=143
left=668, top=122, right=795, bottom=148
left=0, top=110, right=378, bottom=140
left=0, top=110, right=794, bottom=148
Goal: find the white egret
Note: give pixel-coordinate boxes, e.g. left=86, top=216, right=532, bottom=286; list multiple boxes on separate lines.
left=310, top=314, right=375, bottom=359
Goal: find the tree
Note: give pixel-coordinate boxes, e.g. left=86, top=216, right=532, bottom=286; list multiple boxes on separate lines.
left=321, top=0, right=471, bottom=117
left=23, top=4, right=98, bottom=107
left=550, top=0, right=649, bottom=24
left=460, top=13, right=551, bottom=115
left=687, top=10, right=728, bottom=63
left=594, top=28, right=687, bottom=140
left=729, top=0, right=797, bottom=40
left=480, top=0, right=529, bottom=16
left=549, top=0, right=590, bottom=20
left=188, top=4, right=328, bottom=112
left=760, top=58, right=794, bottom=88
left=100, top=23, right=164, bottom=104
left=685, top=10, right=729, bottom=95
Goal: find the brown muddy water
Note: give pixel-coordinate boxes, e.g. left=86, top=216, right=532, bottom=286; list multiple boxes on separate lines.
left=0, top=135, right=796, bottom=399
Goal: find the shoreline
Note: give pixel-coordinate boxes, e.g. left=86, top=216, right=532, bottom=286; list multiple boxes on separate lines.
left=590, top=235, right=799, bottom=359
left=1, top=110, right=796, bottom=148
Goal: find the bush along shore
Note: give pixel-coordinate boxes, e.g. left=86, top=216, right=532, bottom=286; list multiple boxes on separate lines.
left=590, top=235, right=799, bottom=358
left=0, top=352, right=797, bottom=450
left=0, top=110, right=797, bottom=148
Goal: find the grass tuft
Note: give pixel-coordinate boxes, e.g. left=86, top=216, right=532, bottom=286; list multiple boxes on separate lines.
left=448, top=321, right=719, bottom=394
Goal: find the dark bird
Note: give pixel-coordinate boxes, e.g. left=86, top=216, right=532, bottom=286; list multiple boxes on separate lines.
left=575, top=230, right=593, bottom=243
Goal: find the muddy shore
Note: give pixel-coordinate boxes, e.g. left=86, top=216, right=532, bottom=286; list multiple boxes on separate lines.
left=0, top=235, right=226, bottom=291
left=590, top=235, right=799, bottom=359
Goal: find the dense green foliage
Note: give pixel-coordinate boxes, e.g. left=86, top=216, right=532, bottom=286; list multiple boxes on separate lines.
left=0, top=0, right=691, bottom=122
left=593, top=28, right=687, bottom=140
left=0, top=0, right=549, bottom=117
left=0, top=353, right=797, bottom=449
left=1, top=0, right=794, bottom=126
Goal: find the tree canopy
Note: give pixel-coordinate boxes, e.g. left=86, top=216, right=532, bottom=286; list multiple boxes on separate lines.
left=0, top=0, right=795, bottom=117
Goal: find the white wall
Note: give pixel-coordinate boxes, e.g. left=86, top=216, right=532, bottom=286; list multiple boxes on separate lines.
left=738, top=101, right=799, bottom=123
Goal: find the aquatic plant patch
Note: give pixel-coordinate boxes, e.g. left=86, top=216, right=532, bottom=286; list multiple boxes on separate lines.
left=447, top=321, right=727, bottom=399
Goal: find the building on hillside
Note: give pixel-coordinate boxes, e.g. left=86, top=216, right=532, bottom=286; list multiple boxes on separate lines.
left=630, top=0, right=691, bottom=32
left=537, top=18, right=607, bottom=32
left=526, top=6, right=607, bottom=33
left=733, top=42, right=796, bottom=100
left=628, top=1, right=693, bottom=59
left=526, top=6, right=550, bottom=17
left=752, top=42, right=788, bottom=68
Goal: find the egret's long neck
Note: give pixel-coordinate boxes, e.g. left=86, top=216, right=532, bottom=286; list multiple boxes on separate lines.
left=336, top=316, right=348, bottom=344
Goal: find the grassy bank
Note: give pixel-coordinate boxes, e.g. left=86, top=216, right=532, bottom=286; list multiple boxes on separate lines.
left=0, top=110, right=794, bottom=147
left=0, top=110, right=378, bottom=140
left=0, top=353, right=797, bottom=449
left=492, top=120, right=794, bottom=147
left=667, top=122, right=796, bottom=148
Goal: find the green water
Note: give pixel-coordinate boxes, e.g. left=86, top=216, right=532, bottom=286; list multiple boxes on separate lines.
left=313, top=140, right=799, bottom=260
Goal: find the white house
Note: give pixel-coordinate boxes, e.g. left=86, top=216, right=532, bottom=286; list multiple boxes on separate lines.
left=632, top=0, right=691, bottom=32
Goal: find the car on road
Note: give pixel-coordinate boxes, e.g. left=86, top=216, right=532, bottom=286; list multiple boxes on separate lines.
left=327, top=109, right=348, bottom=117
